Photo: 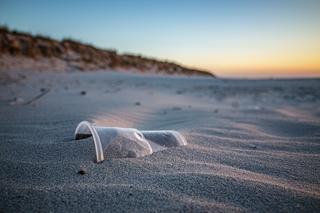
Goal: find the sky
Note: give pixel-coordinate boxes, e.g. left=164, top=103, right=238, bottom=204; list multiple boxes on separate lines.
left=1, top=0, right=320, bottom=78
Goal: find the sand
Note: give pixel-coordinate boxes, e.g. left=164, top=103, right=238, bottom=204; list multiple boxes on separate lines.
left=0, top=71, right=320, bottom=212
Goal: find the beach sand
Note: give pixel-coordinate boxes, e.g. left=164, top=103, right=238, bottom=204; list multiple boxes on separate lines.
left=0, top=71, right=320, bottom=212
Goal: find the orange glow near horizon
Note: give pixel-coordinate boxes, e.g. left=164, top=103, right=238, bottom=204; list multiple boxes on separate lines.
left=214, top=58, right=320, bottom=78
left=178, top=43, right=320, bottom=78
left=210, top=68, right=320, bottom=78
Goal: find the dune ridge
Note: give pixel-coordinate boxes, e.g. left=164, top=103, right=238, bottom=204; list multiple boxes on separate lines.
left=0, top=26, right=213, bottom=77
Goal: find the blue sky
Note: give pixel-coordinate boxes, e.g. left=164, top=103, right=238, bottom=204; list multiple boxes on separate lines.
left=1, top=0, right=320, bottom=77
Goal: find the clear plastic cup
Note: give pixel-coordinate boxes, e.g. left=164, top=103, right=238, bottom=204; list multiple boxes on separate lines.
left=74, top=121, right=187, bottom=163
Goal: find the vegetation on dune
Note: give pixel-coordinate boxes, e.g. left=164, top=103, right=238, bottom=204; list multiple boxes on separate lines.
left=0, top=26, right=214, bottom=76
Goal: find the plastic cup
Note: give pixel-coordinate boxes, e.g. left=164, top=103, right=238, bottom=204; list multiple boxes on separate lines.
left=74, top=121, right=187, bottom=163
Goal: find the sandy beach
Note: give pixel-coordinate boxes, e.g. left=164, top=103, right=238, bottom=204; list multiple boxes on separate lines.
left=0, top=71, right=320, bottom=212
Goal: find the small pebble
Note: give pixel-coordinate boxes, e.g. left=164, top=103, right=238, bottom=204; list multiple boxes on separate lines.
left=78, top=169, right=87, bottom=175
left=249, top=145, right=257, bottom=149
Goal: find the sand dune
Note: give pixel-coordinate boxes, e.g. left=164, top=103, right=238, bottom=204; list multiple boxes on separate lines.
left=0, top=71, right=319, bottom=212
left=0, top=27, right=213, bottom=77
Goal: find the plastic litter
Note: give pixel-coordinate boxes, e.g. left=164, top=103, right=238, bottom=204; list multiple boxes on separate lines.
left=74, top=121, right=187, bottom=163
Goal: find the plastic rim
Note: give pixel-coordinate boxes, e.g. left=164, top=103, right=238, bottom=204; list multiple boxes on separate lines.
left=74, top=121, right=104, bottom=163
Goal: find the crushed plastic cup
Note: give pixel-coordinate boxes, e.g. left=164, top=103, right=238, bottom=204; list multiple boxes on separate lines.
left=74, top=121, right=187, bottom=163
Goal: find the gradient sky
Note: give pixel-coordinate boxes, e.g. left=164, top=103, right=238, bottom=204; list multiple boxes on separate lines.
left=1, top=0, right=320, bottom=77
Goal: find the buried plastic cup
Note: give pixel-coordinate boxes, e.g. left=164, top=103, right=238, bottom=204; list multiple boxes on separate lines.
left=74, top=121, right=187, bottom=163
